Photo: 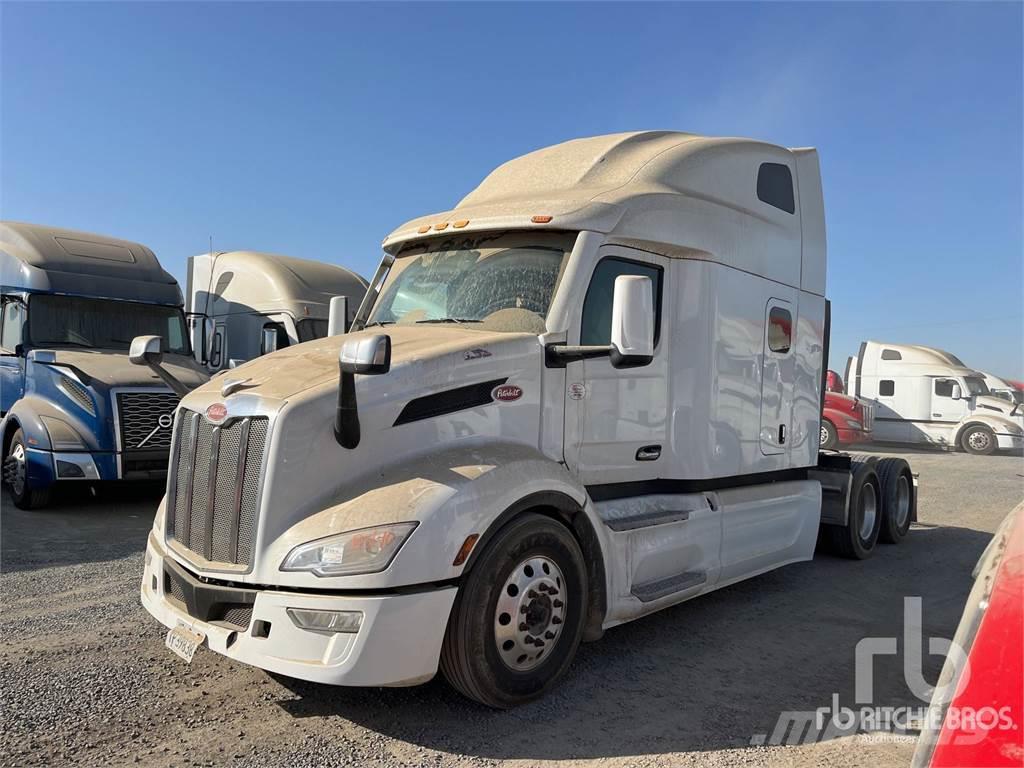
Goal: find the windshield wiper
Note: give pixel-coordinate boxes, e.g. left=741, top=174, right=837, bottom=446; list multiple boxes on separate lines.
left=414, top=318, right=483, bottom=325
left=362, top=320, right=395, bottom=329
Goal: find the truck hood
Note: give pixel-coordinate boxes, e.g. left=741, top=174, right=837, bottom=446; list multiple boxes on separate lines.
left=43, top=349, right=208, bottom=390
left=189, top=325, right=539, bottom=402
left=976, top=395, right=1022, bottom=418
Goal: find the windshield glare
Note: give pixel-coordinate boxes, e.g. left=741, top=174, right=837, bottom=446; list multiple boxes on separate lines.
left=963, top=377, right=989, bottom=396
left=28, top=294, right=190, bottom=355
left=367, top=232, right=576, bottom=334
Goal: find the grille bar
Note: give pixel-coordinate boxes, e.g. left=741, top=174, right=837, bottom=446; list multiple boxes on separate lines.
left=166, top=410, right=268, bottom=570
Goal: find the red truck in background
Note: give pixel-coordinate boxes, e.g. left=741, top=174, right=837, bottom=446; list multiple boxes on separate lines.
left=821, top=370, right=874, bottom=449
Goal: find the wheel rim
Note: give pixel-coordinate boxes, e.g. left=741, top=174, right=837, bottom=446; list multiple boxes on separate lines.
left=6, top=443, right=26, bottom=497
left=819, top=425, right=829, bottom=446
left=859, top=482, right=878, bottom=541
left=895, top=474, right=911, bottom=529
left=967, top=430, right=990, bottom=451
left=494, top=555, right=566, bottom=672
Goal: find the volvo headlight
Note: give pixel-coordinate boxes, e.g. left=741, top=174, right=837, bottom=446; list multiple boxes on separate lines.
left=280, top=522, right=418, bottom=577
left=39, top=415, right=87, bottom=450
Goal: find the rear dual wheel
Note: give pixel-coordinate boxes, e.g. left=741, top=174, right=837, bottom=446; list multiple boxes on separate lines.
left=823, top=461, right=882, bottom=559
left=876, top=457, right=913, bottom=543
left=440, top=513, right=587, bottom=709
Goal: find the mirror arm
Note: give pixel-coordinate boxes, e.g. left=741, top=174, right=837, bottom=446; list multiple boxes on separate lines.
left=334, top=367, right=360, bottom=449
left=544, top=343, right=613, bottom=368
left=145, top=362, right=192, bottom=398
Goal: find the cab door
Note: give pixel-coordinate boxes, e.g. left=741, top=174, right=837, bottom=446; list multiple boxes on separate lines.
left=931, top=377, right=967, bottom=423
left=563, top=248, right=669, bottom=486
left=759, top=299, right=794, bottom=456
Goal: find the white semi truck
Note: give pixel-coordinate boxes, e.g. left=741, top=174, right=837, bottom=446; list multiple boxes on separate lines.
left=845, top=341, right=1023, bottom=454
left=186, top=250, right=367, bottom=373
left=140, top=132, right=917, bottom=708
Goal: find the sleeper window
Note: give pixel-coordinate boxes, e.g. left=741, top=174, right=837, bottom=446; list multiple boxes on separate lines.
left=879, top=380, right=895, bottom=397
left=767, top=306, right=792, bottom=353
left=881, top=349, right=902, bottom=361
left=756, top=163, right=795, bottom=214
left=580, top=258, right=662, bottom=346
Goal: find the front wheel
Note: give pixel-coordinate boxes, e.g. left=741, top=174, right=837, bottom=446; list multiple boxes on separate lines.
left=3, top=428, right=51, bottom=510
left=440, top=513, right=587, bottom=708
left=961, top=424, right=997, bottom=455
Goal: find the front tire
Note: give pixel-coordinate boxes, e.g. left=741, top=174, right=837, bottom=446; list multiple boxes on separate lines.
left=820, top=420, right=839, bottom=450
left=3, top=428, right=51, bottom=510
left=961, top=424, right=997, bottom=455
left=440, top=513, right=587, bottom=708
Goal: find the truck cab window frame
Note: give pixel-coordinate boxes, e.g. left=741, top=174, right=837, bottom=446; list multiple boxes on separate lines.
left=579, top=256, right=663, bottom=347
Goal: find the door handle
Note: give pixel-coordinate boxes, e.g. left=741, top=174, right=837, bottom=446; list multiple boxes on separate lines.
left=635, top=445, right=661, bottom=462
left=778, top=424, right=786, bottom=445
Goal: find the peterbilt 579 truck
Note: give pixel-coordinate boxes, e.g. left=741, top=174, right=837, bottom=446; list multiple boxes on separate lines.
left=140, top=132, right=916, bottom=708
left=0, top=222, right=208, bottom=508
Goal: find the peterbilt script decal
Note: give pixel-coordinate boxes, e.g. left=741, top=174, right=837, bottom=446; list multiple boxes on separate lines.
left=492, top=384, right=523, bottom=402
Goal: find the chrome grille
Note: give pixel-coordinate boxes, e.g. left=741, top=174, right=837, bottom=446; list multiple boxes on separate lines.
left=117, top=391, right=180, bottom=451
left=167, top=410, right=268, bottom=569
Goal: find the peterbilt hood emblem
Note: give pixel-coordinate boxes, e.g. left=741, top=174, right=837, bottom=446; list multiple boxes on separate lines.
left=205, top=403, right=228, bottom=423
left=493, top=384, right=523, bottom=402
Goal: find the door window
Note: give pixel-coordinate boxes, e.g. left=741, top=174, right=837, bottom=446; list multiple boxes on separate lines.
left=580, top=258, right=662, bottom=346
left=934, top=379, right=956, bottom=398
left=1, top=299, right=24, bottom=352
left=767, top=306, right=792, bottom=354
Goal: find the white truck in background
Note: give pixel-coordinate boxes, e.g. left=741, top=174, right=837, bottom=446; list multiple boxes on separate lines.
left=187, top=250, right=367, bottom=372
left=846, top=341, right=1023, bottom=454
left=140, top=132, right=917, bottom=708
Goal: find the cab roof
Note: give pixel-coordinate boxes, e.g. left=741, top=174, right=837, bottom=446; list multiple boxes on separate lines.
left=383, top=131, right=826, bottom=294
left=0, top=220, right=181, bottom=305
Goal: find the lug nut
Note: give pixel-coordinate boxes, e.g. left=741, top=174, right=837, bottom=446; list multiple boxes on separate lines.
left=552, top=616, right=562, bottom=625
left=520, top=605, right=528, bottom=614
left=527, top=590, right=538, bottom=599
left=519, top=622, right=528, bottom=632
left=537, top=583, right=549, bottom=592
left=553, top=599, right=563, bottom=608
left=544, top=631, right=555, bottom=639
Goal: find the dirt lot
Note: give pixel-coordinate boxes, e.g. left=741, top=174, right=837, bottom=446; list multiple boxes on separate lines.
left=1, top=446, right=1021, bottom=768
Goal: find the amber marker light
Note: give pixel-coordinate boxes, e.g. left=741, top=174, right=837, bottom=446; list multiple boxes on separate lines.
left=417, top=225, right=431, bottom=234
left=433, top=222, right=449, bottom=231
left=531, top=215, right=553, bottom=224
left=453, top=220, right=470, bottom=228
left=452, top=534, right=480, bottom=566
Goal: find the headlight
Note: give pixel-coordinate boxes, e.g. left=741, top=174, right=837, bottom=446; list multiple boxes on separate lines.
left=39, top=415, right=87, bottom=450
left=280, top=522, right=418, bottom=577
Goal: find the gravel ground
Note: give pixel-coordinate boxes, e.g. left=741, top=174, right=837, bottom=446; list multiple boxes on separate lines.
left=1, top=447, right=1021, bottom=768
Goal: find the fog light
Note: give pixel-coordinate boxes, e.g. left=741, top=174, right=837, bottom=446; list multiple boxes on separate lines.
left=286, top=608, right=362, bottom=634
left=56, top=460, right=85, bottom=478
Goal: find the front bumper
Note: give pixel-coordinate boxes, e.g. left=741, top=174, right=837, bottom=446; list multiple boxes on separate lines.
left=141, top=533, right=457, bottom=687
left=996, top=433, right=1024, bottom=450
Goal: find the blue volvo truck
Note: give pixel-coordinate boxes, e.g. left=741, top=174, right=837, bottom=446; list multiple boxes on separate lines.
left=0, top=221, right=208, bottom=509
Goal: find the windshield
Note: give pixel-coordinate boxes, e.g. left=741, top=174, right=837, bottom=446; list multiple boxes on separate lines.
left=366, top=232, right=575, bottom=334
left=27, top=294, right=190, bottom=355
left=963, top=376, right=990, bottom=396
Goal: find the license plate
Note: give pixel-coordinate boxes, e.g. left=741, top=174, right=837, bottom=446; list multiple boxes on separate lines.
left=165, top=624, right=205, bottom=663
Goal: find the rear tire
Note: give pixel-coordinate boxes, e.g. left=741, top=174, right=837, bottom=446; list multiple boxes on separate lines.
left=876, top=457, right=913, bottom=543
left=960, top=424, right=997, bottom=455
left=824, top=461, right=881, bottom=559
left=3, top=428, right=51, bottom=510
left=440, top=513, right=587, bottom=709
left=819, top=420, right=839, bottom=450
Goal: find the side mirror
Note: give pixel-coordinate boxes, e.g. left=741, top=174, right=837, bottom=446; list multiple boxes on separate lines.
left=203, top=318, right=215, bottom=362
left=129, top=335, right=163, bottom=366
left=327, top=296, right=349, bottom=336
left=950, top=383, right=962, bottom=400
left=340, top=334, right=391, bottom=375
left=609, top=275, right=654, bottom=368
left=27, top=348, right=56, bottom=364
left=261, top=327, right=279, bottom=356
left=129, top=335, right=191, bottom=397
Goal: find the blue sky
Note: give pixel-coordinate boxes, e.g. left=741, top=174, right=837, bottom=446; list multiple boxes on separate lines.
left=3, top=2, right=1022, bottom=377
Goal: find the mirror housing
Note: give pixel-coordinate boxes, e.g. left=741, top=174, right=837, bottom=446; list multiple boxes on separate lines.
left=260, top=327, right=279, bottom=356
left=340, top=334, right=391, bottom=375
left=327, top=296, right=349, bottom=336
left=27, top=348, right=56, bottom=364
left=609, top=275, right=654, bottom=368
left=950, top=383, right=963, bottom=400
left=129, top=335, right=163, bottom=366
